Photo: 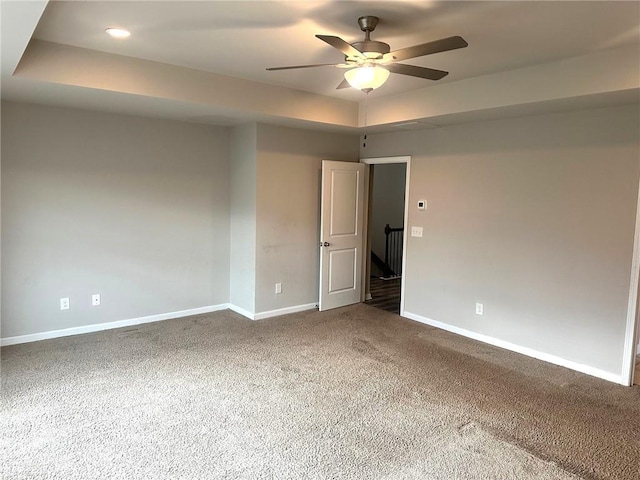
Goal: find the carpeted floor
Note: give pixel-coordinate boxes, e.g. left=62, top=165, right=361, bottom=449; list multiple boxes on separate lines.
left=1, top=304, right=639, bottom=479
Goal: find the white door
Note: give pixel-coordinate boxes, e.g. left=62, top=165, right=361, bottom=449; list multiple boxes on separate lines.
left=319, top=160, right=366, bottom=311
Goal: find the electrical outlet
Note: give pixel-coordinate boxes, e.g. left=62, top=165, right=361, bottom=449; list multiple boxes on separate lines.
left=476, top=303, right=484, bottom=315
left=411, top=226, right=423, bottom=237
left=275, top=283, right=282, bottom=294
left=92, top=294, right=101, bottom=306
left=60, top=297, right=70, bottom=310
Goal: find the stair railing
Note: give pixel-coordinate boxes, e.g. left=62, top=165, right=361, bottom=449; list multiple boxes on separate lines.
left=384, top=224, right=404, bottom=278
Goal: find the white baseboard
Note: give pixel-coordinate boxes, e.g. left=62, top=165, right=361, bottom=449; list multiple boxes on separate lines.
left=1, top=301, right=320, bottom=347
left=228, top=304, right=255, bottom=320
left=229, top=303, right=318, bottom=320
left=402, top=311, right=624, bottom=385
left=253, top=303, right=317, bottom=321
left=229, top=302, right=317, bottom=321
left=0, top=304, right=230, bottom=347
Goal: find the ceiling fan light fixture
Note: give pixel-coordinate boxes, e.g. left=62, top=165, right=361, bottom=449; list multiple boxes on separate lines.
left=344, top=65, right=390, bottom=92
left=363, top=52, right=383, bottom=59
left=105, top=27, right=131, bottom=39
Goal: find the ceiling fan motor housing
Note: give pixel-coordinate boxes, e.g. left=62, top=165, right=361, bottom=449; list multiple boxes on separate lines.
left=351, top=40, right=390, bottom=59
left=352, top=16, right=389, bottom=59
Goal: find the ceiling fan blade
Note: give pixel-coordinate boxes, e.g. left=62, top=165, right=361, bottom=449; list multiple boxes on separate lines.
left=266, top=63, right=345, bottom=71
left=336, top=78, right=351, bottom=90
left=386, top=63, right=449, bottom=80
left=385, top=36, right=468, bottom=62
left=316, top=35, right=364, bottom=59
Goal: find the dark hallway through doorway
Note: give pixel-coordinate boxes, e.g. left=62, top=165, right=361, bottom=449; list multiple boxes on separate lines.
left=366, top=276, right=401, bottom=314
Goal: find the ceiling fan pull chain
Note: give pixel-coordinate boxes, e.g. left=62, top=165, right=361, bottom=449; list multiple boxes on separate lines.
left=363, top=92, right=369, bottom=148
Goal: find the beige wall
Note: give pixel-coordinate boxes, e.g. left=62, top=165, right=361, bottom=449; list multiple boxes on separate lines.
left=255, top=124, right=360, bottom=314
left=229, top=124, right=257, bottom=314
left=1, top=108, right=360, bottom=336
left=1, top=102, right=230, bottom=338
left=362, top=105, right=640, bottom=375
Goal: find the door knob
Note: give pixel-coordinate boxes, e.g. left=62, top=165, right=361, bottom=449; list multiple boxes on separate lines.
left=323, top=242, right=330, bottom=247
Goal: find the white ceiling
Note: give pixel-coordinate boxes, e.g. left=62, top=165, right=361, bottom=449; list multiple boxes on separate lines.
left=31, top=0, right=640, bottom=98
left=1, top=0, right=639, bottom=129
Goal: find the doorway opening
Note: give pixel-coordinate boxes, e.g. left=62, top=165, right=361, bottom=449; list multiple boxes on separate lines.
left=362, top=158, right=409, bottom=315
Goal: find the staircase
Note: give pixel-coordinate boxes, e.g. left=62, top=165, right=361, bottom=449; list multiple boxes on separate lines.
left=371, top=224, right=404, bottom=279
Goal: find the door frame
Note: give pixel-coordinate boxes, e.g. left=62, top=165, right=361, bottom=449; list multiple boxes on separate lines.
left=360, top=156, right=411, bottom=317
left=622, top=176, right=640, bottom=386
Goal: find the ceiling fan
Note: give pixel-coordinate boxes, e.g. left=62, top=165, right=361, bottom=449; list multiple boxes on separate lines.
left=266, top=16, right=468, bottom=92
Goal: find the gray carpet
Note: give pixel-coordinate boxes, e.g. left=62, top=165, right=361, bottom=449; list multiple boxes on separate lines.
left=1, top=304, right=639, bottom=479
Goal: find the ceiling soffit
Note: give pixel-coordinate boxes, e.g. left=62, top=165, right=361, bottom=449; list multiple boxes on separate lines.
left=13, top=40, right=640, bottom=130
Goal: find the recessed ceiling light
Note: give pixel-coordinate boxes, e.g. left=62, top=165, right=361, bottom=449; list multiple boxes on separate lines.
left=105, top=28, right=130, bottom=39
